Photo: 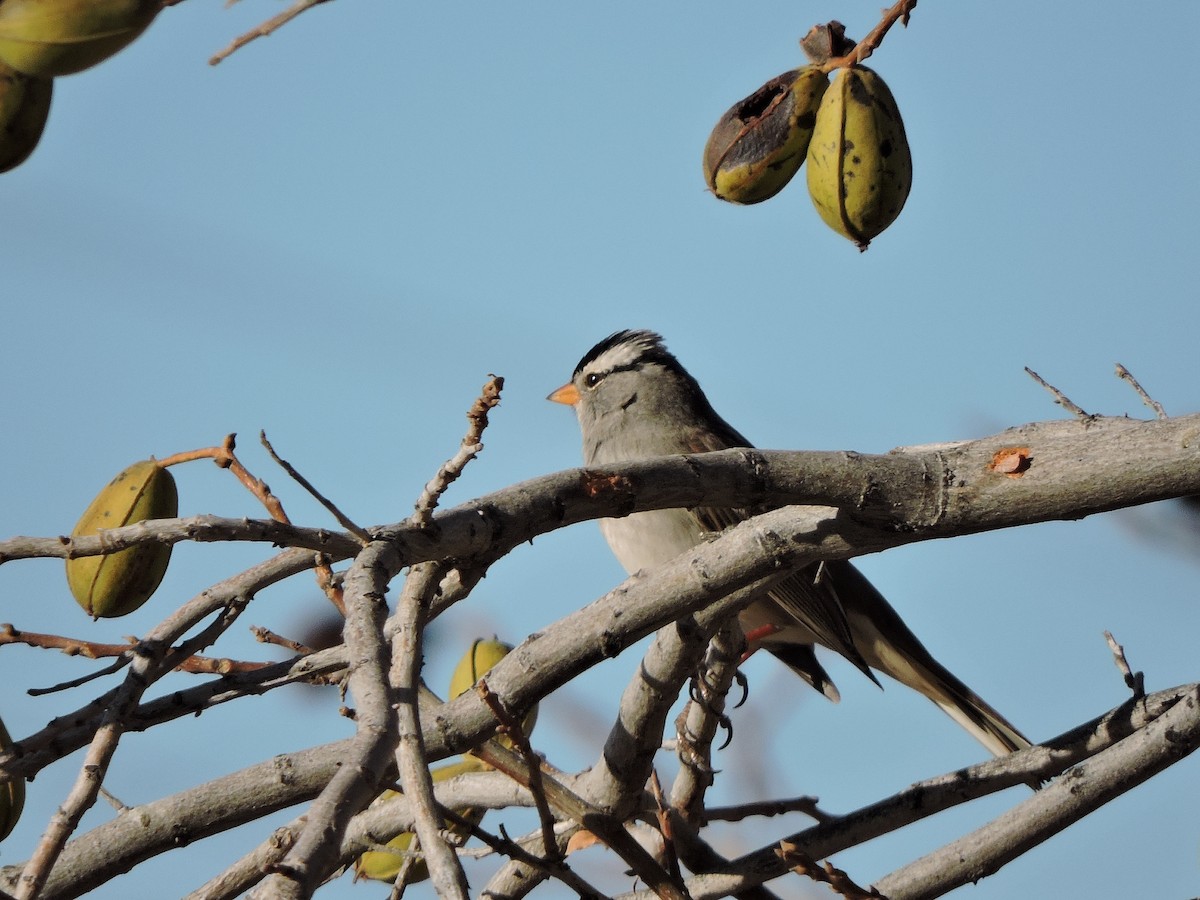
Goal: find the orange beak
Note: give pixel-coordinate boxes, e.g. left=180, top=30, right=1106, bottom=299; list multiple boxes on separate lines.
left=547, top=382, right=580, bottom=406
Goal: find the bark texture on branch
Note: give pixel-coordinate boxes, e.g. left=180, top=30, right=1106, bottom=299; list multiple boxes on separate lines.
left=1, top=413, right=1198, bottom=898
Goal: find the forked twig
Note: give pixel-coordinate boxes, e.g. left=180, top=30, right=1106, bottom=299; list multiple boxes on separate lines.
left=162, top=433, right=347, bottom=615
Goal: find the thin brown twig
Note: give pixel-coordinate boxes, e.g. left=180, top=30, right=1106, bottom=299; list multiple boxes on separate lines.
left=821, top=0, right=918, bottom=71
left=777, top=842, right=882, bottom=899
left=250, top=626, right=315, bottom=654
left=1, top=624, right=275, bottom=685
left=159, top=435, right=289, bottom=522
left=477, top=678, right=559, bottom=863
left=209, top=0, right=332, bottom=66
left=260, top=431, right=372, bottom=543
left=648, top=771, right=682, bottom=883
left=164, top=434, right=349, bottom=616
left=1114, top=364, right=1168, bottom=419
left=1024, top=367, right=1091, bottom=419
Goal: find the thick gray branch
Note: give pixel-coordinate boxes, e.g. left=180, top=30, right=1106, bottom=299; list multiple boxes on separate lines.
left=7, top=414, right=1198, bottom=570
left=252, top=542, right=398, bottom=898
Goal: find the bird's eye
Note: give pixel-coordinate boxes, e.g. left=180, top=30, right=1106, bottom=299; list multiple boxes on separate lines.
left=584, top=372, right=605, bottom=389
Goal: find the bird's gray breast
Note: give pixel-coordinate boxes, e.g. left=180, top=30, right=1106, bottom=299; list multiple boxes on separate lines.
left=599, top=509, right=706, bottom=575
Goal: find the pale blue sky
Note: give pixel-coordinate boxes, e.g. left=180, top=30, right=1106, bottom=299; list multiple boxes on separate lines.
left=2, top=2, right=1199, bottom=897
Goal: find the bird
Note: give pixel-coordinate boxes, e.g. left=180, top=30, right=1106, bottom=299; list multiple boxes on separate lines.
left=548, top=329, right=1031, bottom=758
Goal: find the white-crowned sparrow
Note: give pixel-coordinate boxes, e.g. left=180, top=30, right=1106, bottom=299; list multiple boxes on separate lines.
left=549, top=329, right=1029, bottom=757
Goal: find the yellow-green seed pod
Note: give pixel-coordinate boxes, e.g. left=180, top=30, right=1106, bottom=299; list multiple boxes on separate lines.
left=354, top=757, right=488, bottom=884
left=0, top=61, right=51, bottom=173
left=0, top=715, right=24, bottom=842
left=703, top=65, right=829, bottom=205
left=448, top=638, right=538, bottom=744
left=805, top=65, right=912, bottom=250
left=65, top=459, right=177, bottom=618
left=0, top=0, right=159, bottom=77
left=448, top=638, right=514, bottom=700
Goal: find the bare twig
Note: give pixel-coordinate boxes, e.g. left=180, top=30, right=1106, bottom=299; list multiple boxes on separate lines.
left=777, top=843, right=881, bottom=898
left=1024, top=367, right=1091, bottom=419
left=161, top=433, right=349, bottom=615
left=822, top=0, right=919, bottom=71
left=649, top=772, right=682, bottom=883
left=471, top=740, right=689, bottom=900
left=385, top=833, right=422, bottom=899
left=97, top=786, right=129, bottom=813
left=26, top=659, right=127, bottom=696
left=446, top=812, right=607, bottom=899
left=250, top=626, right=315, bottom=654
left=260, top=431, right=371, bottom=543
left=209, top=0, right=332, bottom=66
left=703, top=796, right=834, bottom=826
left=410, top=376, right=504, bottom=527
left=1104, top=630, right=1145, bottom=700
left=1114, top=364, right=1168, bottom=419
left=477, top=678, right=559, bottom=862
left=2, top=624, right=274, bottom=682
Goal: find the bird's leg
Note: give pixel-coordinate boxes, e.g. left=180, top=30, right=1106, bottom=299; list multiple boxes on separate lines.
left=671, top=620, right=749, bottom=818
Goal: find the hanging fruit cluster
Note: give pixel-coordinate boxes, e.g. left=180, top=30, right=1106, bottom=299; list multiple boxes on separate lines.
left=0, top=0, right=160, bottom=173
left=703, top=22, right=913, bottom=251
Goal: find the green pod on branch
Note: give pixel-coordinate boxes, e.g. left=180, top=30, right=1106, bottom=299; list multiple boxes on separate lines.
left=65, top=459, right=177, bottom=618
